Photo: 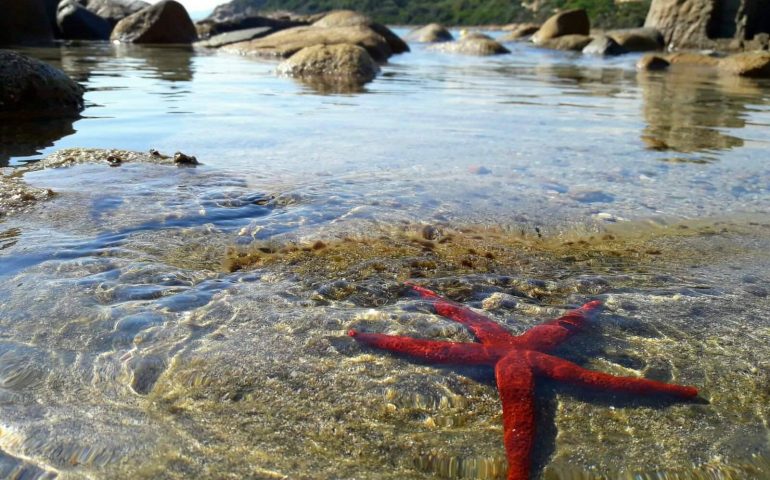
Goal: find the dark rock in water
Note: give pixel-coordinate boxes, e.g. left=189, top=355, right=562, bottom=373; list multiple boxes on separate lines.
left=582, top=35, right=628, bottom=56
left=174, top=152, right=199, bottom=165
left=224, top=25, right=393, bottom=62
left=195, top=15, right=305, bottom=39
left=645, top=0, right=770, bottom=50
left=111, top=0, right=198, bottom=44
left=0, top=0, right=55, bottom=46
left=532, top=9, right=590, bottom=45
left=607, top=27, right=664, bottom=52
left=312, top=10, right=409, bottom=54
left=0, top=51, right=84, bottom=119
left=79, top=0, right=150, bottom=27
left=57, top=0, right=113, bottom=40
left=405, top=23, right=454, bottom=43
left=195, top=27, right=273, bottom=48
left=637, top=54, right=670, bottom=71
left=277, top=44, right=380, bottom=92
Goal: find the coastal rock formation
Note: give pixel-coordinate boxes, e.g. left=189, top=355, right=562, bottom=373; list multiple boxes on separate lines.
left=645, top=0, right=770, bottom=49
left=582, top=35, right=628, bottom=55
left=532, top=9, right=590, bottom=44
left=277, top=44, right=380, bottom=85
left=607, top=28, right=664, bottom=52
left=195, top=27, right=274, bottom=48
left=57, top=0, right=113, bottom=40
left=312, top=10, right=409, bottom=54
left=111, top=0, right=198, bottom=43
left=79, top=0, right=150, bottom=27
left=0, top=0, right=55, bottom=46
left=638, top=51, right=770, bottom=78
left=195, top=15, right=305, bottom=39
left=429, top=37, right=510, bottom=56
left=539, top=34, right=593, bottom=51
left=0, top=51, right=84, bottom=119
left=223, top=26, right=393, bottom=61
left=405, top=23, right=454, bottom=43
left=500, top=23, right=540, bottom=41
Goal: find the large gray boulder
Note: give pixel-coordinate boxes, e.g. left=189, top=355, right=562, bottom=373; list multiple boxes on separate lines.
left=0, top=51, right=84, bottom=119
left=79, top=0, right=150, bottom=27
left=0, top=0, right=55, bottom=46
left=57, top=0, right=113, bottom=40
left=645, top=0, right=770, bottom=49
left=111, top=0, right=198, bottom=44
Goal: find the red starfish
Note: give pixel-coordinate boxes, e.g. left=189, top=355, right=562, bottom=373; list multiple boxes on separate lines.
left=348, top=283, right=699, bottom=480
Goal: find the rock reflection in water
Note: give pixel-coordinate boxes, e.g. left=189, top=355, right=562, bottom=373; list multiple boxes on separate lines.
left=639, top=69, right=752, bottom=153
left=112, top=44, right=195, bottom=83
left=0, top=118, right=77, bottom=167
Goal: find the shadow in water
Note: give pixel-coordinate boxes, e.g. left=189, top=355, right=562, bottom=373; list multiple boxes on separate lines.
left=112, top=44, right=195, bottom=83
left=637, top=70, right=763, bottom=153
left=0, top=118, right=77, bottom=167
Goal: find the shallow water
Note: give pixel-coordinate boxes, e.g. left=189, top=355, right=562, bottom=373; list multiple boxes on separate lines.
left=0, top=33, right=770, bottom=479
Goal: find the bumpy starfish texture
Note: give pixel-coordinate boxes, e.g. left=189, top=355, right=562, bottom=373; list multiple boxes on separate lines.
left=348, top=284, right=699, bottom=480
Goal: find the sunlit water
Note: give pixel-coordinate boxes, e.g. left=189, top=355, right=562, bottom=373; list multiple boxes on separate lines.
left=0, top=32, right=769, bottom=479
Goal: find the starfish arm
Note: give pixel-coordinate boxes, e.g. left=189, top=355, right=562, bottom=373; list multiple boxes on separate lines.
left=348, top=330, right=498, bottom=365
left=517, top=300, right=602, bottom=352
left=526, top=351, right=699, bottom=399
left=495, top=353, right=536, bottom=480
left=407, top=283, right=515, bottom=345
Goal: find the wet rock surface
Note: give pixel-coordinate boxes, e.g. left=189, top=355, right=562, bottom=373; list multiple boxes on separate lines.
left=532, top=9, right=590, bottom=45
left=0, top=51, right=84, bottom=119
left=582, top=35, right=628, bottom=56
left=429, top=37, right=510, bottom=56
left=538, top=34, right=593, bottom=52
left=111, top=0, right=197, bottom=44
left=277, top=44, right=380, bottom=86
left=312, top=10, right=408, bottom=55
left=607, top=27, right=664, bottom=52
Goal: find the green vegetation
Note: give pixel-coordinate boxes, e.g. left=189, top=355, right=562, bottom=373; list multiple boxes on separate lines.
left=220, top=0, right=651, bottom=28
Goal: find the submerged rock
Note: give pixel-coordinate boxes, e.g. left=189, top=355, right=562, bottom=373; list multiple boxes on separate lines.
left=277, top=44, right=379, bottom=84
left=0, top=0, right=55, bottom=46
left=57, top=0, right=113, bottom=40
left=405, top=23, right=453, bottom=43
left=636, top=54, right=670, bottom=71
left=429, top=37, right=510, bottom=56
left=607, top=27, right=664, bottom=52
left=111, top=0, right=197, bottom=44
left=312, top=10, right=409, bottom=55
left=532, top=9, right=590, bottom=45
left=539, top=34, right=593, bottom=52
left=582, top=35, right=628, bottom=56
left=0, top=51, right=84, bottom=119
left=224, top=25, right=393, bottom=61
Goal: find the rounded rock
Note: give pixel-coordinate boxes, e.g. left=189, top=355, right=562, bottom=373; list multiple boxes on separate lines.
left=111, top=0, right=197, bottom=44
left=277, top=44, right=380, bottom=84
left=405, top=23, right=453, bottom=43
left=532, top=9, right=590, bottom=44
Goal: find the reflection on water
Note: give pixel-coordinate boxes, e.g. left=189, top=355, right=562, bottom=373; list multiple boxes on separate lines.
left=0, top=118, right=76, bottom=167
left=638, top=69, right=761, bottom=154
left=111, top=44, right=195, bottom=83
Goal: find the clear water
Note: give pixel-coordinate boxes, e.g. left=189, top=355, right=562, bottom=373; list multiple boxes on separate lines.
left=0, top=34, right=769, bottom=479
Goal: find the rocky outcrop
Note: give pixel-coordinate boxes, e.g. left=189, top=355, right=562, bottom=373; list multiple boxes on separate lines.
left=57, top=0, right=113, bottom=40
left=539, top=34, right=593, bottom=51
left=312, top=10, right=409, bottom=54
left=195, top=15, right=305, bottom=39
left=429, top=37, right=510, bottom=56
left=0, top=0, right=55, bottom=46
left=0, top=51, right=84, bottom=119
left=405, top=23, right=453, bottom=43
left=532, top=9, right=590, bottom=44
left=645, top=0, right=770, bottom=49
left=223, top=26, right=393, bottom=61
left=80, top=0, right=150, bottom=26
left=277, top=44, right=379, bottom=85
left=582, top=35, right=628, bottom=55
left=111, top=0, right=198, bottom=43
left=638, top=51, right=770, bottom=78
left=607, top=28, right=664, bottom=52
left=195, top=27, right=274, bottom=48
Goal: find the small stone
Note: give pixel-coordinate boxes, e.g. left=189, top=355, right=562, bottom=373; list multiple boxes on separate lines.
left=174, top=152, right=198, bottom=165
